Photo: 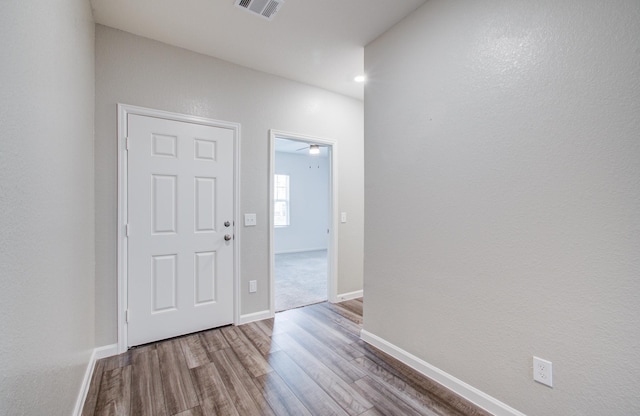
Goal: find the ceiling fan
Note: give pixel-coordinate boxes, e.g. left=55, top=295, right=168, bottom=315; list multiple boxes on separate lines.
left=296, top=144, right=321, bottom=154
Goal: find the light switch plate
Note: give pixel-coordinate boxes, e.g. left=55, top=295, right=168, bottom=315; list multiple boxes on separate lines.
left=244, top=213, right=257, bottom=226
left=340, top=212, right=347, bottom=223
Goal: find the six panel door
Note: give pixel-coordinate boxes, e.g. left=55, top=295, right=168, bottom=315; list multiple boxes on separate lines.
left=127, top=114, right=234, bottom=346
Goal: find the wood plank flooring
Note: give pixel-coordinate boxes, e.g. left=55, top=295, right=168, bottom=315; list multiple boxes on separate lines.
left=83, top=299, right=492, bottom=416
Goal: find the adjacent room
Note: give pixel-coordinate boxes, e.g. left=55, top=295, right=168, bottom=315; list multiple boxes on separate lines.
left=1, top=0, right=638, bottom=415
left=273, top=137, right=330, bottom=312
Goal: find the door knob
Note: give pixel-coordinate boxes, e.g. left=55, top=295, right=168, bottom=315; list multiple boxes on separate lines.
left=224, top=234, right=232, bottom=241
left=224, top=221, right=231, bottom=227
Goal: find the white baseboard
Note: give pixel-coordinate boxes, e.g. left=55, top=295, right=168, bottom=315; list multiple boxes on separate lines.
left=73, top=344, right=118, bottom=416
left=94, top=343, right=119, bottom=360
left=238, top=309, right=273, bottom=325
left=274, top=248, right=328, bottom=255
left=360, top=330, right=526, bottom=416
left=335, top=290, right=363, bottom=302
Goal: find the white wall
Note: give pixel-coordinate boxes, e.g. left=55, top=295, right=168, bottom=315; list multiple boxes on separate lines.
left=364, top=0, right=640, bottom=415
left=0, top=0, right=95, bottom=414
left=274, top=151, right=329, bottom=254
left=95, top=25, right=364, bottom=344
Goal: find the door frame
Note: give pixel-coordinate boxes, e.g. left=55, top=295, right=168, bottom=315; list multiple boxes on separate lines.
left=268, top=129, right=339, bottom=315
left=117, top=103, right=241, bottom=353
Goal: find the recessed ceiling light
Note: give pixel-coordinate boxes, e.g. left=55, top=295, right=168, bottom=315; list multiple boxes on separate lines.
left=354, top=75, right=366, bottom=83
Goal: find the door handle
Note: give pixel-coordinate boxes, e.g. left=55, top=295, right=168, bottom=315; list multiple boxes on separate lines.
left=224, top=234, right=232, bottom=241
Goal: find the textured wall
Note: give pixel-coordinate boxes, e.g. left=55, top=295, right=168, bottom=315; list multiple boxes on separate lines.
left=275, top=151, right=330, bottom=254
left=364, top=0, right=640, bottom=414
left=0, top=0, right=95, bottom=414
left=95, top=25, right=364, bottom=345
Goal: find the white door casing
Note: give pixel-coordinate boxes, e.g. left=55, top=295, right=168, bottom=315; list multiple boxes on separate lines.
left=118, top=105, right=240, bottom=350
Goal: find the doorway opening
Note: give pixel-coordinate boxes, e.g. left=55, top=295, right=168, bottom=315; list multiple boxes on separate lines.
left=269, top=130, right=338, bottom=313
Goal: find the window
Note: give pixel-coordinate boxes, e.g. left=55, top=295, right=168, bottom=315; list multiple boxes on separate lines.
left=274, top=174, right=290, bottom=227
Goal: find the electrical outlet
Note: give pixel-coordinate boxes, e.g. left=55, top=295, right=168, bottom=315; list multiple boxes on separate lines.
left=533, top=357, right=553, bottom=387
left=249, top=280, right=257, bottom=293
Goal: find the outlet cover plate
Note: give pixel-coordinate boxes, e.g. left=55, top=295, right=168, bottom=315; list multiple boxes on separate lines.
left=533, top=356, right=553, bottom=387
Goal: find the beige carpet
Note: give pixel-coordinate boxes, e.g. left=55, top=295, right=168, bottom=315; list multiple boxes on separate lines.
left=275, top=250, right=327, bottom=312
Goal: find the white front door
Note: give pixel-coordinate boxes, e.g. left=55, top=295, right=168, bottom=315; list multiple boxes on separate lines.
left=127, top=114, right=234, bottom=346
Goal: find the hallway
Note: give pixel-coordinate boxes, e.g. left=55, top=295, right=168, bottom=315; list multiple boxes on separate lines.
left=82, top=299, right=490, bottom=416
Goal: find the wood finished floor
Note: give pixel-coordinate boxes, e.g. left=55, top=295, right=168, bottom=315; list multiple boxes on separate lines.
left=83, top=299, right=492, bottom=416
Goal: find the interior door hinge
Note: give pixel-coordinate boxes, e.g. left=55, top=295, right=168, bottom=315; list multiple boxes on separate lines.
left=125, top=309, right=129, bottom=323
left=125, top=224, right=130, bottom=237
left=125, top=137, right=130, bottom=150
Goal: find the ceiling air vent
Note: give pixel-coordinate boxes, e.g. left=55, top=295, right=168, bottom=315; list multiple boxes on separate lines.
left=234, top=0, right=284, bottom=21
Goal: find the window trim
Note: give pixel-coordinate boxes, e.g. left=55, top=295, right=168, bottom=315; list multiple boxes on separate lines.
left=273, top=173, right=290, bottom=227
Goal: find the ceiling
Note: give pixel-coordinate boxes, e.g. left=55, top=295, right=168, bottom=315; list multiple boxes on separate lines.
left=90, top=0, right=427, bottom=100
